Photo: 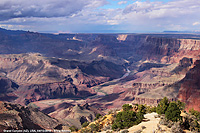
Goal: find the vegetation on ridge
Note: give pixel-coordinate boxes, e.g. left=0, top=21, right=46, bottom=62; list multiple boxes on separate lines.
left=111, top=104, right=144, bottom=130
left=69, top=97, right=200, bottom=132
left=156, top=97, right=200, bottom=132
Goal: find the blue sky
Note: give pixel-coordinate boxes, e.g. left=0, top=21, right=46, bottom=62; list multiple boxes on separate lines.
left=101, top=0, right=171, bottom=9
left=0, top=0, right=200, bottom=33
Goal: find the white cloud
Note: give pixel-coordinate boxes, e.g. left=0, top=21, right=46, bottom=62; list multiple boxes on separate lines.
left=0, top=0, right=200, bottom=32
left=13, top=11, right=22, bottom=16
left=0, top=24, right=31, bottom=30
left=193, top=22, right=200, bottom=26
left=107, top=20, right=119, bottom=25
left=118, top=1, right=127, bottom=5
left=0, top=0, right=107, bottom=20
left=120, top=0, right=200, bottom=32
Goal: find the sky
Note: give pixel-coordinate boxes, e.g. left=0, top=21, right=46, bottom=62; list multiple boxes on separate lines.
left=0, top=0, right=200, bottom=33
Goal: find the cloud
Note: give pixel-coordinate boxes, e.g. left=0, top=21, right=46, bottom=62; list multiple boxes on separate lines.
left=123, top=1, right=155, bottom=14
left=0, top=0, right=200, bottom=32
left=0, top=0, right=107, bottom=21
left=193, top=22, right=200, bottom=26
left=120, top=0, right=200, bottom=32
left=118, top=1, right=127, bottom=5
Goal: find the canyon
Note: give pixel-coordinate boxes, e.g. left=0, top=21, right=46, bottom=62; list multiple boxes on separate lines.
left=0, top=28, right=200, bottom=128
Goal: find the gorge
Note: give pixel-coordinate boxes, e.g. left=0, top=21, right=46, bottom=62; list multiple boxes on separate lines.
left=0, top=28, right=200, bottom=130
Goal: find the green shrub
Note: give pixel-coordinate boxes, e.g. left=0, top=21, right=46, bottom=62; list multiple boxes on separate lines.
left=135, top=112, right=144, bottom=124
left=135, top=104, right=138, bottom=106
left=80, top=128, right=91, bottom=133
left=111, top=123, right=118, bottom=130
left=89, top=123, right=100, bottom=132
left=94, top=113, right=102, bottom=120
left=138, top=104, right=146, bottom=114
left=192, top=120, right=200, bottom=132
left=145, top=105, right=157, bottom=113
left=165, top=102, right=181, bottom=122
left=176, top=100, right=185, bottom=111
left=156, top=97, right=169, bottom=115
left=182, top=116, right=200, bottom=132
left=69, top=126, right=78, bottom=132
left=122, top=104, right=133, bottom=111
left=108, top=110, right=113, bottom=114
left=112, top=108, right=144, bottom=130
left=82, top=122, right=89, bottom=128
left=149, top=106, right=157, bottom=113
left=102, top=116, right=107, bottom=121
left=189, top=108, right=200, bottom=121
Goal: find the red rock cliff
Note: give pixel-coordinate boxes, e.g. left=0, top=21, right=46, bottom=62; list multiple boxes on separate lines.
left=178, top=60, right=200, bottom=112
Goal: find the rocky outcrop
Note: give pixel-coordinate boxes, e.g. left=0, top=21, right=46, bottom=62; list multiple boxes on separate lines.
left=144, top=36, right=180, bottom=56
left=138, top=63, right=167, bottom=72
left=95, top=34, right=118, bottom=43
left=130, top=59, right=188, bottom=107
left=117, top=34, right=128, bottom=41
left=132, top=58, right=198, bottom=110
left=47, top=103, right=103, bottom=128
left=133, top=97, right=161, bottom=106
left=179, top=39, right=200, bottom=50
left=162, top=39, right=200, bottom=63
left=0, top=101, right=62, bottom=132
left=171, top=57, right=193, bottom=74
left=0, top=77, right=19, bottom=102
left=133, top=82, right=167, bottom=89
left=0, top=77, right=19, bottom=94
left=150, top=69, right=171, bottom=77
left=123, top=35, right=200, bottom=63
left=178, top=60, right=200, bottom=111
left=133, top=97, right=177, bottom=106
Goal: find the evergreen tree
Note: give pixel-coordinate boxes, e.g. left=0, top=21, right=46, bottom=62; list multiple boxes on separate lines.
left=112, top=104, right=144, bottom=130
left=165, top=102, right=181, bottom=122
left=122, top=104, right=133, bottom=111
left=156, top=97, right=169, bottom=115
left=189, top=108, right=200, bottom=121
left=69, top=126, right=78, bottom=132
left=94, top=113, right=102, bottom=120
left=138, top=104, right=146, bottom=114
left=82, top=122, right=89, bottom=128
left=176, top=100, right=185, bottom=111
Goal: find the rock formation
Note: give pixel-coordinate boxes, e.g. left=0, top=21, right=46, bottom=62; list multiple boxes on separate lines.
left=0, top=77, right=19, bottom=101
left=0, top=101, right=63, bottom=132
left=178, top=60, right=200, bottom=111
left=30, top=101, right=104, bottom=129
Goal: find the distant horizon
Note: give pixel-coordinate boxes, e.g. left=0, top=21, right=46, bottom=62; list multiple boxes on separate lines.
left=1, top=26, right=200, bottom=35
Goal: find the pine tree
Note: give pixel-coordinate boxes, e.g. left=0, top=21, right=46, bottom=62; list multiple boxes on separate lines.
left=156, top=97, right=169, bottom=115
left=165, top=102, right=181, bottom=122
